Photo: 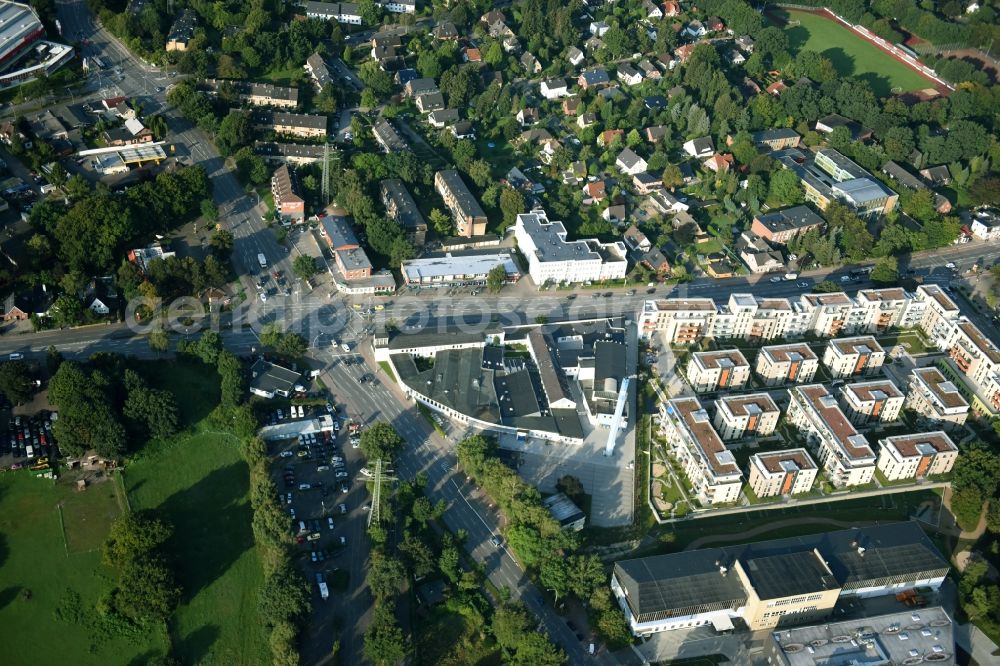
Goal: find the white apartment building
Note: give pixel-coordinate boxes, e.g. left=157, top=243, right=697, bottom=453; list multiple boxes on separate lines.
left=709, top=294, right=798, bottom=341
left=877, top=432, right=958, bottom=482
left=514, top=209, right=627, bottom=286
left=799, top=292, right=865, bottom=337
left=714, top=393, right=780, bottom=440
left=686, top=350, right=751, bottom=393
left=747, top=449, right=818, bottom=498
left=786, top=385, right=877, bottom=487
left=944, top=319, right=1000, bottom=393
left=916, top=284, right=961, bottom=349
left=855, top=288, right=925, bottom=333
left=838, top=379, right=904, bottom=426
left=660, top=398, right=742, bottom=505
left=639, top=298, right=717, bottom=342
left=822, top=336, right=886, bottom=379
left=755, top=343, right=819, bottom=387
left=906, top=366, right=969, bottom=431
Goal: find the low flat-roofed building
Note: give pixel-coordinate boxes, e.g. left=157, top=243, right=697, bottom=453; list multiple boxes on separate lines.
left=748, top=449, right=818, bottom=498
left=542, top=492, right=586, bottom=531
left=823, top=336, right=885, bottom=379
left=250, top=359, right=302, bottom=399
left=513, top=209, right=627, bottom=286
left=613, top=522, right=949, bottom=637
left=767, top=606, right=955, bottom=666
left=660, top=398, right=742, bottom=505
left=877, top=431, right=958, bottom=482
left=714, top=393, right=779, bottom=440
left=839, top=379, right=904, bottom=426
left=906, top=366, right=969, bottom=431
left=639, top=298, right=717, bottom=342
left=787, top=384, right=876, bottom=487
left=401, top=252, right=519, bottom=287
left=380, top=178, right=427, bottom=245
left=686, top=349, right=750, bottom=393
left=750, top=205, right=824, bottom=244
left=756, top=343, right=819, bottom=386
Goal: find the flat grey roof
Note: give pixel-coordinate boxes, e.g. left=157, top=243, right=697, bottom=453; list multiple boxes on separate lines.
left=742, top=550, right=838, bottom=600
left=517, top=211, right=602, bottom=263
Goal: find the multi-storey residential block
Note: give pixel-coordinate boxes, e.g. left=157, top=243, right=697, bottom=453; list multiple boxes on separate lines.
left=434, top=169, right=488, bottom=237
left=514, top=209, right=628, bottom=285
left=713, top=393, right=779, bottom=440
left=202, top=79, right=298, bottom=108
left=822, top=336, right=885, bottom=379
left=838, top=379, right=904, bottom=426
left=747, top=449, right=818, bottom=498
left=165, top=9, right=196, bottom=52
left=749, top=205, right=824, bottom=244
left=906, top=367, right=969, bottom=431
left=271, top=164, right=305, bottom=223
left=709, top=294, right=796, bottom=341
left=380, top=179, right=427, bottom=246
left=786, top=385, right=877, bottom=487
left=877, top=432, right=958, bottom=482
left=250, top=110, right=327, bottom=139
left=855, top=288, right=924, bottom=332
left=799, top=292, right=863, bottom=337
left=660, top=398, right=742, bottom=505
left=755, top=343, right=819, bottom=386
left=321, top=212, right=372, bottom=280
left=639, top=298, right=717, bottom=342
left=302, top=1, right=363, bottom=24
left=372, top=118, right=409, bottom=153
left=916, top=284, right=960, bottom=349
left=945, top=319, right=1000, bottom=396
left=686, top=350, right=750, bottom=393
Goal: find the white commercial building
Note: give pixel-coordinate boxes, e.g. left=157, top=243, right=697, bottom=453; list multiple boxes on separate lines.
left=755, top=343, right=819, bottom=387
left=713, top=393, right=779, bottom=440
left=660, top=398, right=742, bottom=505
left=400, top=253, right=519, bottom=287
left=877, top=432, right=958, bottom=482
left=786, top=385, right=877, bottom=487
left=747, top=449, right=818, bottom=498
left=838, top=379, right=904, bottom=426
left=513, top=209, right=627, bottom=286
left=822, top=336, right=886, bottom=379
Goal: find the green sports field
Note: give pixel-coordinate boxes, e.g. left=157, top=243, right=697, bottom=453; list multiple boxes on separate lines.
left=780, top=9, right=934, bottom=97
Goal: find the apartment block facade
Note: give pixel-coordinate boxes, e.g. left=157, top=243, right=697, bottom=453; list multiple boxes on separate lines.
left=747, top=449, right=818, bottom=498
left=755, top=343, right=819, bottom=387
left=906, top=367, right=970, bottom=431
left=822, top=336, right=886, bottom=379
left=838, top=379, right=904, bottom=426
left=876, top=432, right=958, bottom=482
left=687, top=350, right=751, bottom=393
left=786, top=385, right=877, bottom=487
left=713, top=393, right=779, bottom=440
left=660, top=398, right=742, bottom=505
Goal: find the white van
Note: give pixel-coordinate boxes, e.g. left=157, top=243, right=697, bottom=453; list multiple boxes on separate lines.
left=318, top=582, right=329, bottom=600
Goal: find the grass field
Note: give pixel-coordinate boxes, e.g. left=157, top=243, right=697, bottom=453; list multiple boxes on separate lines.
left=0, top=473, right=164, bottom=665
left=779, top=9, right=933, bottom=97
left=0, top=358, right=268, bottom=665
left=125, top=359, right=269, bottom=665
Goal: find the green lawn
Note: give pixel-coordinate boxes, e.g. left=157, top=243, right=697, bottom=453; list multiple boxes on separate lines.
left=123, top=359, right=269, bottom=665
left=0, top=473, right=165, bottom=665
left=780, top=9, right=934, bottom=96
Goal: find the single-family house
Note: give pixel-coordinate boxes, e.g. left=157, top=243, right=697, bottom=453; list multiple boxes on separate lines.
left=463, top=47, right=482, bottom=63
left=520, top=52, right=542, bottom=74
left=432, top=22, right=459, bottom=40
left=645, top=125, right=668, bottom=143
left=583, top=180, right=607, bottom=203
left=673, top=43, right=697, bottom=64
left=736, top=35, right=754, bottom=53
left=643, top=0, right=663, bottom=18
left=562, top=98, right=581, bottom=115
left=415, top=91, right=445, bottom=113
left=578, top=68, right=610, bottom=89
left=644, top=95, right=668, bottom=110
left=649, top=190, right=690, bottom=214
left=637, top=59, right=661, bottom=80
left=617, top=148, right=648, bottom=176
left=706, top=16, right=726, bottom=32
left=633, top=172, right=662, bottom=195
left=577, top=112, right=597, bottom=129
left=704, top=153, right=734, bottom=173
left=516, top=107, right=540, bottom=126
left=617, top=63, right=643, bottom=86
left=683, top=137, right=715, bottom=159
left=567, top=46, right=585, bottom=67
left=603, top=202, right=627, bottom=224
left=662, top=1, right=681, bottom=17
left=428, top=109, right=459, bottom=127
left=451, top=120, right=475, bottom=140
left=540, top=79, right=570, bottom=100
left=683, top=20, right=707, bottom=39
left=590, top=21, right=610, bottom=37
left=598, top=129, right=624, bottom=146
left=736, top=232, right=784, bottom=274
left=920, top=165, right=951, bottom=185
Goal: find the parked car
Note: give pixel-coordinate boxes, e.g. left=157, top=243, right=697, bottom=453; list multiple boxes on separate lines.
left=279, top=450, right=293, bottom=458
left=338, top=503, right=347, bottom=514
left=327, top=517, right=335, bottom=530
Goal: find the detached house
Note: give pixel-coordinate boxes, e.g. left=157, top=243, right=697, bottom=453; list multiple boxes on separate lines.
left=567, top=46, right=585, bottom=67
left=520, top=52, right=542, bottom=74
left=704, top=153, right=734, bottom=173
left=617, top=64, right=643, bottom=86
left=578, top=68, right=610, bottom=89
left=516, top=107, right=540, bottom=126
left=616, top=148, right=648, bottom=176
left=643, top=0, right=663, bottom=18
left=540, top=79, right=570, bottom=100
left=598, top=129, right=624, bottom=146
left=590, top=21, right=610, bottom=37
left=684, top=137, right=715, bottom=159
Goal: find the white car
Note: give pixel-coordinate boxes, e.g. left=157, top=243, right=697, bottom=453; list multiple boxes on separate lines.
left=946, top=262, right=957, bottom=269
left=769, top=276, right=781, bottom=283
left=338, top=503, right=347, bottom=514
left=341, top=343, right=351, bottom=353
left=259, top=292, right=268, bottom=302
left=279, top=450, right=293, bottom=458
left=327, top=517, right=335, bottom=530
left=286, top=493, right=292, bottom=504
left=299, top=483, right=311, bottom=491
left=316, top=465, right=330, bottom=472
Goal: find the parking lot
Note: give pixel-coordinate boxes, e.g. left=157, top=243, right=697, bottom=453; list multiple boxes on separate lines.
left=265, top=404, right=372, bottom=625
left=1, top=409, right=59, bottom=472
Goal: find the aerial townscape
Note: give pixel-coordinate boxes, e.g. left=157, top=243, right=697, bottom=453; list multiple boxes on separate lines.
left=0, top=0, right=999, bottom=665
